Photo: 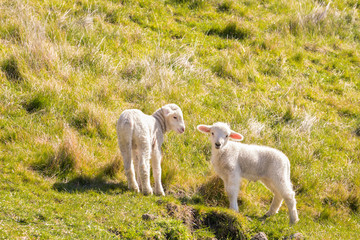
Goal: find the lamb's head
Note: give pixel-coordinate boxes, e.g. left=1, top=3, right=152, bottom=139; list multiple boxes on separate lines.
left=162, top=104, right=185, bottom=134
left=197, top=122, right=243, bottom=149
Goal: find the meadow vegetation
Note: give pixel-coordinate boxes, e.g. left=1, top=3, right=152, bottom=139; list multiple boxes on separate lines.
left=0, top=0, right=359, bottom=239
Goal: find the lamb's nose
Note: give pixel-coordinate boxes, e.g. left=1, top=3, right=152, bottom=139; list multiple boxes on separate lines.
left=215, top=143, right=221, bottom=147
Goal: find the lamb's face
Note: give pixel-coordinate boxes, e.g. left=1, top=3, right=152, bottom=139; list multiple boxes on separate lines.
left=163, top=104, right=185, bottom=134
left=210, top=123, right=231, bottom=149
left=197, top=122, right=244, bottom=150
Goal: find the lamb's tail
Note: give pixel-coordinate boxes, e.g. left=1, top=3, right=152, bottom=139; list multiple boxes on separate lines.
left=116, top=117, right=133, bottom=153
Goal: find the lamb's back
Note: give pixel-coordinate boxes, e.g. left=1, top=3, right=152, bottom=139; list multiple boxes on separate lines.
left=228, top=142, right=289, bottom=180
left=117, top=109, right=155, bottom=142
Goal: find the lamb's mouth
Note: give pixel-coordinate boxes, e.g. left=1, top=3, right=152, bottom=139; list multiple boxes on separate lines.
left=177, top=128, right=185, bottom=134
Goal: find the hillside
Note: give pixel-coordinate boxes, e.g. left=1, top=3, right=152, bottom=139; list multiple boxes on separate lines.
left=0, top=0, right=359, bottom=239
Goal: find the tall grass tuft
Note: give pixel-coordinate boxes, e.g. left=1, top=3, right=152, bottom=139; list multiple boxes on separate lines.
left=33, top=128, right=82, bottom=178
left=0, top=24, right=21, bottom=42
left=1, top=56, right=23, bottom=82
left=71, top=104, right=111, bottom=139
left=121, top=48, right=196, bottom=91
left=1, top=0, right=59, bottom=73
left=101, top=155, right=123, bottom=179
left=208, top=22, right=251, bottom=40
left=302, top=1, right=331, bottom=25
left=217, top=1, right=232, bottom=12
left=348, top=189, right=360, bottom=213
left=170, top=0, right=206, bottom=9
left=354, top=119, right=360, bottom=137
left=161, top=159, right=179, bottom=190
left=22, top=93, right=52, bottom=113
left=285, top=1, right=355, bottom=38
left=197, top=175, right=228, bottom=207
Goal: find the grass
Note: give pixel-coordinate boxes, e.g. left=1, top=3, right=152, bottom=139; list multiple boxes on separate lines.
left=1, top=55, right=23, bottom=81
left=208, top=21, right=252, bottom=41
left=0, top=0, right=360, bottom=239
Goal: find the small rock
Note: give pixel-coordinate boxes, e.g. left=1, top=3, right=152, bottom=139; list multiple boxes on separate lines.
left=142, top=213, right=156, bottom=221
left=283, top=233, right=304, bottom=240
left=251, top=232, right=268, bottom=240
left=290, top=233, right=304, bottom=240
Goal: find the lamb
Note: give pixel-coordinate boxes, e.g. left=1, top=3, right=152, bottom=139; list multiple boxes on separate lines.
left=116, top=104, right=185, bottom=196
left=197, top=122, right=299, bottom=224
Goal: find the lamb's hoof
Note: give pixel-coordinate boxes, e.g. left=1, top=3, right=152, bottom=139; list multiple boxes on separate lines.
left=154, top=188, right=165, bottom=196
left=264, top=211, right=274, bottom=217
left=142, top=188, right=153, bottom=196
left=155, top=191, right=165, bottom=196
left=290, top=217, right=299, bottom=225
left=129, top=184, right=140, bottom=193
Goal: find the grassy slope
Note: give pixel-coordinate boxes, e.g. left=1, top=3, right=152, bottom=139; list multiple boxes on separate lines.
left=0, top=0, right=359, bottom=239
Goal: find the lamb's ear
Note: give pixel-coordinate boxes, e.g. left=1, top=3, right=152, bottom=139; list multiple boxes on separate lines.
left=162, top=106, right=174, bottom=117
left=229, top=131, right=244, bottom=141
left=197, top=125, right=211, bottom=134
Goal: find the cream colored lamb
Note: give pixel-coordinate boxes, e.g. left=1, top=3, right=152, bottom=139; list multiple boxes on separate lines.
left=116, top=104, right=185, bottom=196
left=197, top=122, right=299, bottom=224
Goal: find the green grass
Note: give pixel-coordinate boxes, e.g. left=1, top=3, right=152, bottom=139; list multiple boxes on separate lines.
left=1, top=0, right=360, bottom=239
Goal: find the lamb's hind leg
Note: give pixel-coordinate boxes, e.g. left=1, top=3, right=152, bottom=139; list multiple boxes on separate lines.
left=138, top=142, right=153, bottom=195
left=261, top=179, right=283, bottom=217
left=132, top=149, right=142, bottom=192
left=273, top=179, right=299, bottom=224
left=119, top=144, right=139, bottom=192
left=282, top=188, right=299, bottom=224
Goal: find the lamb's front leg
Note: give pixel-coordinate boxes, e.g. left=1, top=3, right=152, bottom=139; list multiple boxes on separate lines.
left=223, top=174, right=241, bottom=211
left=151, top=146, right=165, bottom=196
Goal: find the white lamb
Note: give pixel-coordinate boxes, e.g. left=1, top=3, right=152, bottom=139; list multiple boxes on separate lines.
left=116, top=104, right=185, bottom=196
left=197, top=122, right=299, bottom=224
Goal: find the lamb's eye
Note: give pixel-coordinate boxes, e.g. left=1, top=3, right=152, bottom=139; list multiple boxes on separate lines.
left=211, top=132, right=214, bottom=135
left=173, top=116, right=177, bottom=119
left=226, top=135, right=228, bottom=138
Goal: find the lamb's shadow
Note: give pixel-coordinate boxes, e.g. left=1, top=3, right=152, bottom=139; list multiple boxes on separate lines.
left=53, top=176, right=128, bottom=194
left=245, top=214, right=270, bottom=224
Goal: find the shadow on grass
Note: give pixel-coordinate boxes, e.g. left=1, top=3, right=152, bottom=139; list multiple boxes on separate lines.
left=52, top=176, right=128, bottom=194
left=245, top=214, right=269, bottom=223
